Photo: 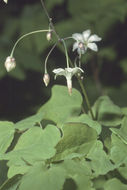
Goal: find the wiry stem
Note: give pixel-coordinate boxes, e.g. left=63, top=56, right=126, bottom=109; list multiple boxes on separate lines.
left=78, top=78, right=95, bottom=119
left=61, top=40, right=69, bottom=68
left=40, top=0, right=61, bottom=41
left=44, top=42, right=58, bottom=73
left=10, top=29, right=49, bottom=57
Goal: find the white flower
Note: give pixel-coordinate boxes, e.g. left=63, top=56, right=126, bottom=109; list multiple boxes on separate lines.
left=4, top=56, right=16, bottom=72
left=53, top=67, right=84, bottom=95
left=72, top=29, right=102, bottom=54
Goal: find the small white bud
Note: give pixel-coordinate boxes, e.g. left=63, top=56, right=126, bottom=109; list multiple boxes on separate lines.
left=46, top=31, right=52, bottom=41
left=43, top=73, right=50, bottom=87
left=4, top=56, right=16, bottom=72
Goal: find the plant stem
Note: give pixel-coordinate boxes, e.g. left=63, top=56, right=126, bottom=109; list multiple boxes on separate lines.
left=61, top=40, right=69, bottom=68
left=40, top=0, right=94, bottom=118
left=78, top=78, right=95, bottom=119
left=44, top=42, right=57, bottom=73
left=10, top=29, right=49, bottom=57
left=40, top=0, right=61, bottom=41
left=68, top=58, right=94, bottom=119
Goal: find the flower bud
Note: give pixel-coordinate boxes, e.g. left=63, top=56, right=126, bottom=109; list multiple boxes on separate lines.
left=4, top=56, right=16, bottom=72
left=43, top=73, right=50, bottom=87
left=46, top=31, right=52, bottom=41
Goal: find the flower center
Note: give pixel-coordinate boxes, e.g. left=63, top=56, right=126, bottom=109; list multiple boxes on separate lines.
left=78, top=42, right=85, bottom=50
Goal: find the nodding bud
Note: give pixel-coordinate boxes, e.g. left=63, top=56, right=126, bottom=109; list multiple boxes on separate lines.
left=4, top=56, right=16, bottom=72
left=46, top=31, right=52, bottom=41
left=67, top=78, right=72, bottom=96
left=43, top=73, right=50, bottom=87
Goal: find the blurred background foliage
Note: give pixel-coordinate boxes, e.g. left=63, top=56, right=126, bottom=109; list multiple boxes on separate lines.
left=0, top=0, right=127, bottom=121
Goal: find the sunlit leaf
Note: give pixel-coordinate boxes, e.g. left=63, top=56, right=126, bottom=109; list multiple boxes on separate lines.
left=0, top=121, right=15, bottom=154
left=39, top=85, right=82, bottom=125
left=86, top=141, right=115, bottom=176
left=57, top=160, right=93, bottom=190
left=2, top=125, right=61, bottom=178
left=104, top=178, right=127, bottom=190
left=110, top=134, right=127, bottom=165
left=0, top=174, right=22, bottom=190
left=110, top=116, right=127, bottom=144
left=92, top=96, right=123, bottom=126
left=53, top=122, right=97, bottom=161
left=14, top=112, right=43, bottom=131
left=66, top=114, right=102, bottom=134
left=18, top=163, right=66, bottom=190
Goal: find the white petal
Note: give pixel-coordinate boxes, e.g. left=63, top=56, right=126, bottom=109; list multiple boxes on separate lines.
left=88, top=34, right=102, bottom=42
left=65, top=68, right=74, bottom=73
left=52, top=68, right=64, bottom=74
left=72, top=42, right=78, bottom=51
left=87, top=42, right=98, bottom=51
left=66, top=78, right=72, bottom=95
left=82, top=30, right=91, bottom=41
left=72, top=67, right=84, bottom=75
left=77, top=67, right=84, bottom=73
left=72, top=33, right=83, bottom=41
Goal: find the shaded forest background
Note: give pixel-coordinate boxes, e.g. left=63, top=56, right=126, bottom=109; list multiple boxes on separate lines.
left=0, top=0, right=127, bottom=121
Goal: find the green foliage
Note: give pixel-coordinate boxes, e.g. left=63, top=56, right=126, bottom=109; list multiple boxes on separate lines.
left=39, top=85, right=82, bottom=125
left=0, top=85, right=127, bottom=189
left=53, top=122, right=97, bottom=161
left=104, top=178, right=127, bottom=190
left=14, top=112, right=43, bottom=131
left=0, top=121, right=15, bottom=154
left=92, top=96, right=123, bottom=126
left=1, top=0, right=127, bottom=189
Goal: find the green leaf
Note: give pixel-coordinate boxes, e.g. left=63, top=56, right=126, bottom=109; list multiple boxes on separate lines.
left=110, top=116, right=127, bottom=144
left=7, top=165, right=31, bottom=179
left=0, top=121, right=15, bottom=154
left=110, top=133, right=127, bottom=165
left=92, top=96, right=123, bottom=126
left=39, top=85, right=82, bottom=125
left=14, top=112, right=43, bottom=131
left=0, top=174, right=22, bottom=190
left=3, top=125, right=61, bottom=177
left=121, top=107, right=127, bottom=116
left=104, top=178, right=127, bottom=190
left=93, top=176, right=107, bottom=190
left=118, top=165, right=127, bottom=180
left=66, top=113, right=102, bottom=134
left=18, top=163, right=66, bottom=190
left=86, top=141, right=115, bottom=176
left=57, top=160, right=93, bottom=190
left=53, top=122, right=97, bottom=161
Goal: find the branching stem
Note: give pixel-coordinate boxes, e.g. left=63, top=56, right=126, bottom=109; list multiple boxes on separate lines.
left=40, top=0, right=95, bottom=119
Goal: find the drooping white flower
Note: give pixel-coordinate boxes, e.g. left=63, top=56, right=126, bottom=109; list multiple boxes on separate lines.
left=4, top=56, right=16, bottom=72
left=72, top=30, right=101, bottom=54
left=53, top=67, right=84, bottom=95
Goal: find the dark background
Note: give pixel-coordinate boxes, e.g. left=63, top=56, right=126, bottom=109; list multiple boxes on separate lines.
left=0, top=0, right=127, bottom=122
